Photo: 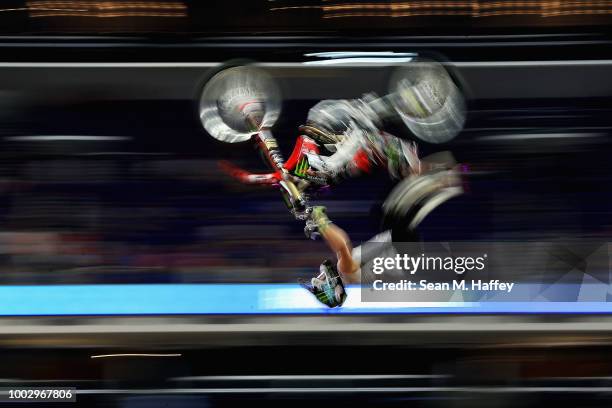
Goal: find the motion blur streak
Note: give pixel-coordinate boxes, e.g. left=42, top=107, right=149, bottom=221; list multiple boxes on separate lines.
left=272, top=0, right=612, bottom=19
left=28, top=1, right=187, bottom=10
left=476, top=132, right=605, bottom=141
left=303, top=57, right=414, bottom=64
left=171, top=375, right=447, bottom=380
left=29, top=12, right=186, bottom=18
left=4, top=135, right=131, bottom=141
left=305, top=51, right=416, bottom=58
left=90, top=353, right=182, bottom=358
left=0, top=2, right=609, bottom=407
left=26, top=0, right=187, bottom=18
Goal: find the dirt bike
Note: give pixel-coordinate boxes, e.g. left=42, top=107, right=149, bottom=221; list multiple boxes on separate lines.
left=197, top=61, right=466, bottom=307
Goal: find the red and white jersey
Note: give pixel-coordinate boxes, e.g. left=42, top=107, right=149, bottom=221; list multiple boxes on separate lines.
left=305, top=125, right=421, bottom=182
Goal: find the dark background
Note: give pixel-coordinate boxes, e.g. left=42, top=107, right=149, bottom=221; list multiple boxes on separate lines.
left=0, top=4, right=611, bottom=406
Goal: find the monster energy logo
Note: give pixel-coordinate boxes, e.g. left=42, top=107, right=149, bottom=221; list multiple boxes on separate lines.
left=316, top=290, right=332, bottom=304
left=294, top=157, right=310, bottom=177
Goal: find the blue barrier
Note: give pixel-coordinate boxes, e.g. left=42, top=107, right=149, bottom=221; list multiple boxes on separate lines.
left=0, top=284, right=611, bottom=315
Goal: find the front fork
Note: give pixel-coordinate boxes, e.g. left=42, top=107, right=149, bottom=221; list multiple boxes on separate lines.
left=254, top=129, right=309, bottom=218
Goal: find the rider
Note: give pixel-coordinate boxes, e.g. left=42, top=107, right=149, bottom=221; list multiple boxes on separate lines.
left=295, top=61, right=466, bottom=307
left=218, top=60, right=466, bottom=308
